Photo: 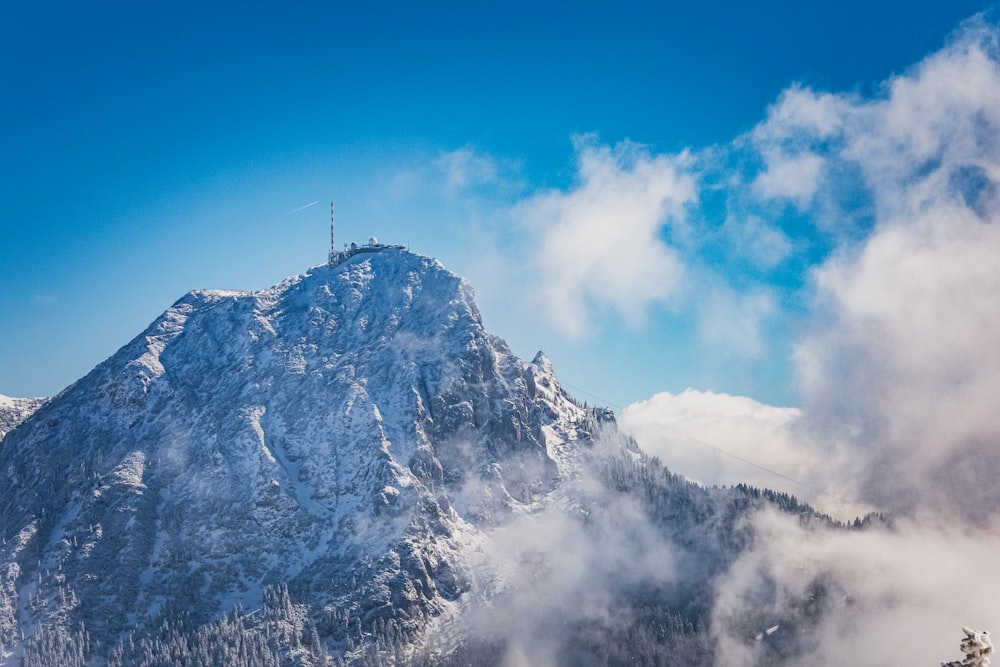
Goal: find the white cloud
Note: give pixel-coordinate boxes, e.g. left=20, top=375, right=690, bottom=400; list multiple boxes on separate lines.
left=455, top=456, right=679, bottom=666
left=517, top=136, right=696, bottom=337
left=712, top=510, right=1000, bottom=667
left=753, top=151, right=826, bottom=207
left=748, top=19, right=1000, bottom=227
left=774, top=20, right=1000, bottom=520
left=435, top=146, right=507, bottom=194
left=621, top=23, right=1000, bottom=663
left=795, top=210, right=1000, bottom=518
left=696, top=285, right=776, bottom=359
left=743, top=85, right=850, bottom=213
left=386, top=145, right=523, bottom=206
left=620, top=390, right=827, bottom=501
left=756, top=84, right=847, bottom=142
left=722, top=215, right=794, bottom=271
left=618, top=19, right=1000, bottom=521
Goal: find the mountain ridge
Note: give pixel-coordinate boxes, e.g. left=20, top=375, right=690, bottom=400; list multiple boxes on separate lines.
left=0, top=248, right=848, bottom=666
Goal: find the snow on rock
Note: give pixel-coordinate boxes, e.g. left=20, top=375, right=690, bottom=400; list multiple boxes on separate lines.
left=0, top=248, right=593, bottom=662
left=943, top=627, right=994, bottom=667
left=0, top=395, right=46, bottom=441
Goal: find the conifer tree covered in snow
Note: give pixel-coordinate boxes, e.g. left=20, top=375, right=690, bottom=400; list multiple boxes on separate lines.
left=943, top=628, right=993, bottom=667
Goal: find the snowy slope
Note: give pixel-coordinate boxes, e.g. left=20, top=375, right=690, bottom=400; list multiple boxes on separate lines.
left=0, top=249, right=595, bottom=663
left=0, top=396, right=46, bottom=441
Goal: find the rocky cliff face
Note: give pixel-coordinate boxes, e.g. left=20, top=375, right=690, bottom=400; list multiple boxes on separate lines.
left=0, top=249, right=599, bottom=664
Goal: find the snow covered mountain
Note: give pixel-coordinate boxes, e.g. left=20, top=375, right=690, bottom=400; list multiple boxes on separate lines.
left=0, top=248, right=607, bottom=664
left=0, top=396, right=46, bottom=441
left=0, top=248, right=844, bottom=666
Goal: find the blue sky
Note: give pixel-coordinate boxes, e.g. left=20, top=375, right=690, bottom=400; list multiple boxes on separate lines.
left=8, top=5, right=1000, bottom=649
left=0, top=0, right=992, bottom=413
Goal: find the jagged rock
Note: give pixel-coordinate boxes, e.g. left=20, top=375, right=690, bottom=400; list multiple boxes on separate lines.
left=0, top=249, right=591, bottom=663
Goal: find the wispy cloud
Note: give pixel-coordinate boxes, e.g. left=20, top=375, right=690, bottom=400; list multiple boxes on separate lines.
left=30, top=293, right=58, bottom=308
left=434, top=146, right=514, bottom=194
left=516, top=136, right=696, bottom=336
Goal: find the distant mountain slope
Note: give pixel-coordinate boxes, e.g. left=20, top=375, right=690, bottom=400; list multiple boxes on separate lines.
left=0, top=249, right=847, bottom=666
left=0, top=396, right=46, bottom=441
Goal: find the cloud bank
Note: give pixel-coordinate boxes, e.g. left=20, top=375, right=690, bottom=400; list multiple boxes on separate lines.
left=610, top=18, right=1000, bottom=525
left=619, top=19, right=1000, bottom=665
left=620, top=390, right=813, bottom=497
left=773, top=20, right=1000, bottom=520
left=711, top=510, right=1000, bottom=667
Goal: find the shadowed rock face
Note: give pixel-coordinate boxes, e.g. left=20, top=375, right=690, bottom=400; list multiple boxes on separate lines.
left=0, top=249, right=591, bottom=660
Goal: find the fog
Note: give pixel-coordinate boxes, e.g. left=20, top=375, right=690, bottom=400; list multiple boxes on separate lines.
left=616, top=18, right=1000, bottom=665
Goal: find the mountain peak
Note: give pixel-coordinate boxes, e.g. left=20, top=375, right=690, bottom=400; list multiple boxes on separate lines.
left=0, top=249, right=593, bottom=661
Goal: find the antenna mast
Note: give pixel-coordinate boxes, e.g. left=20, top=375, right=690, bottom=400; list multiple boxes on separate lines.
left=328, top=201, right=336, bottom=264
